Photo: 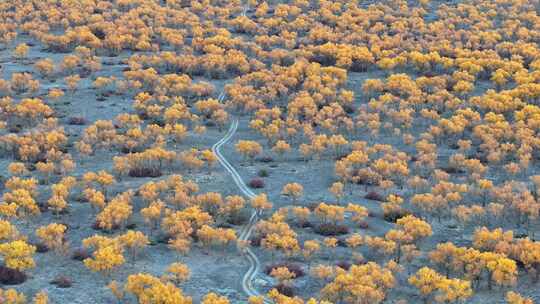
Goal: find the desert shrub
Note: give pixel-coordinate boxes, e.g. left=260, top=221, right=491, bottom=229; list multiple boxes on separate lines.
left=120, top=146, right=145, bottom=154
left=7, top=124, right=22, bottom=133
left=336, top=261, right=351, bottom=270
left=335, top=152, right=350, bottom=160
left=50, top=275, right=73, bottom=288
left=156, top=234, right=174, bottom=245
left=11, top=73, right=40, bottom=95
left=357, top=221, right=369, bottom=229
left=307, top=202, right=319, bottom=211
left=216, top=222, right=234, bottom=229
left=275, top=284, right=294, bottom=297
left=226, top=210, right=249, bottom=226
left=440, top=166, right=465, bottom=174
left=0, top=266, right=27, bottom=285
left=128, top=167, right=162, bottom=178
left=90, top=27, right=106, bottom=40
left=314, top=223, right=349, bottom=236
left=258, top=156, right=274, bottom=163
left=336, top=238, right=348, bottom=247
left=365, top=191, right=384, bottom=201
left=91, top=220, right=120, bottom=231
left=249, top=235, right=263, bottom=247
left=249, top=178, right=265, bottom=189
left=343, top=104, right=355, bottom=114
left=90, top=221, right=101, bottom=231
left=33, top=242, right=50, bottom=253
left=71, top=248, right=91, bottom=261
left=383, top=209, right=411, bottom=223
left=68, top=116, right=87, bottom=125
left=265, top=262, right=305, bottom=278
left=515, top=233, right=529, bottom=239
left=34, top=58, right=56, bottom=78
left=114, top=148, right=173, bottom=178
left=258, top=169, right=269, bottom=177
left=299, top=221, right=313, bottom=228
left=447, top=224, right=458, bottom=230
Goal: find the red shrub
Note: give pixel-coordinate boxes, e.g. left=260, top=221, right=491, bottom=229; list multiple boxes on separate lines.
left=365, top=191, right=384, bottom=201
left=0, top=266, right=26, bottom=285
left=249, top=178, right=265, bottom=189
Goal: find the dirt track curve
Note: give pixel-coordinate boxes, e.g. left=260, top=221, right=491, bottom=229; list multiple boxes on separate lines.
left=212, top=92, right=271, bottom=303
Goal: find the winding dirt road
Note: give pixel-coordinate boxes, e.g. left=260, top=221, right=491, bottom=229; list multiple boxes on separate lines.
left=212, top=93, right=271, bottom=303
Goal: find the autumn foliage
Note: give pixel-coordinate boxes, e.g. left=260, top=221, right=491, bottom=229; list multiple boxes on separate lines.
left=0, top=0, right=539, bottom=302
